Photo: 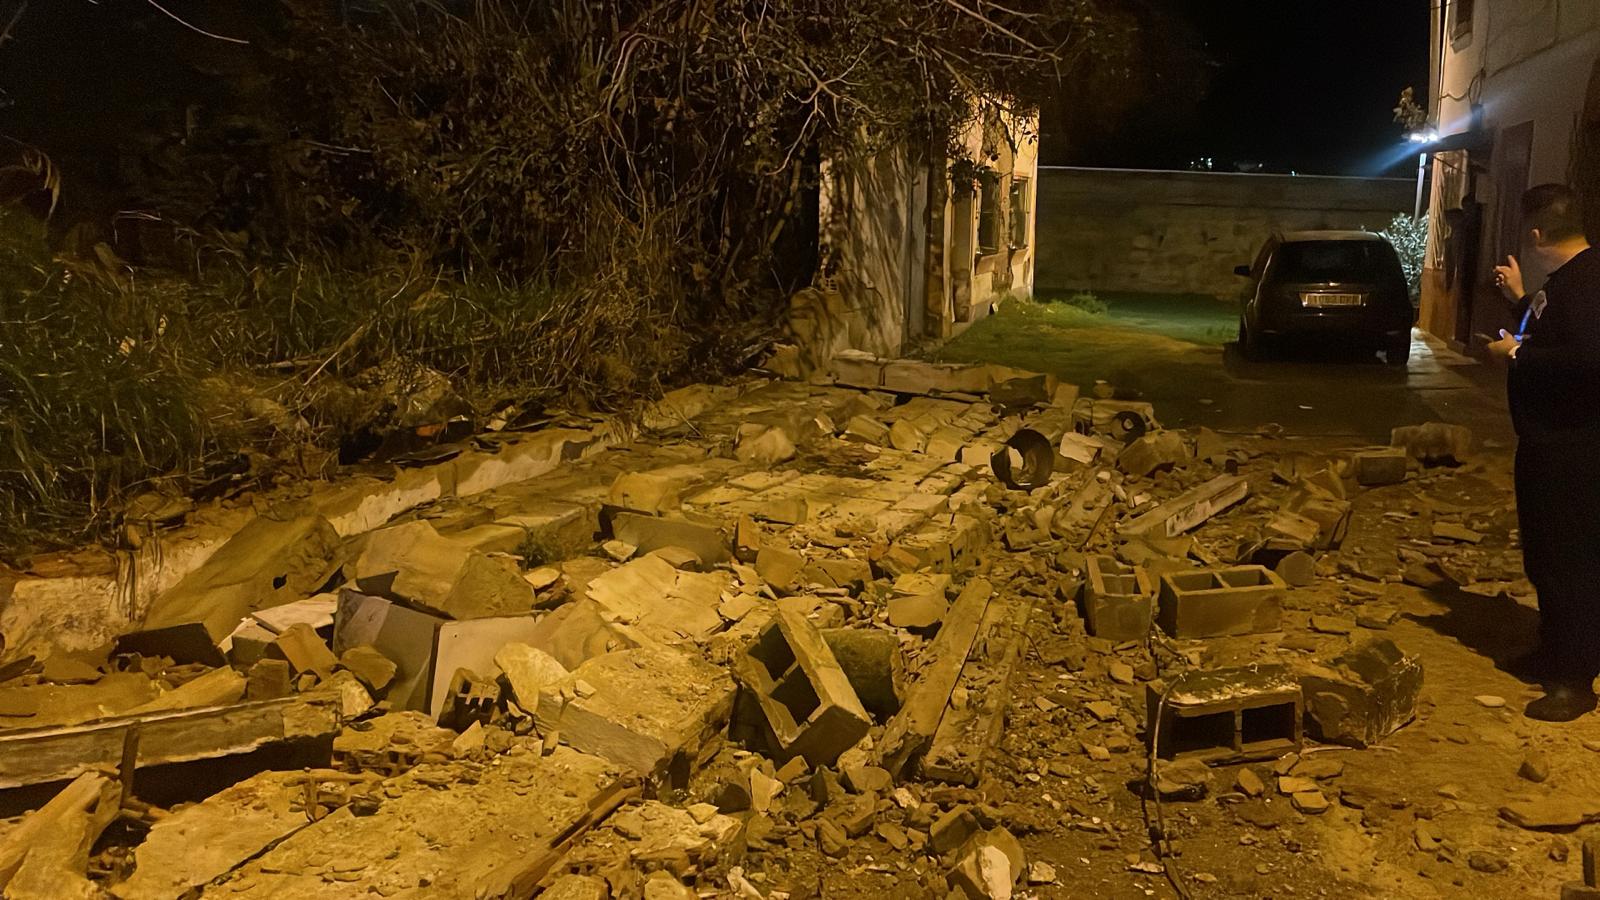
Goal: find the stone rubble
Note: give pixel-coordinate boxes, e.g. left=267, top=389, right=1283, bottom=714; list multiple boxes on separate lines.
left=0, top=353, right=1568, bottom=899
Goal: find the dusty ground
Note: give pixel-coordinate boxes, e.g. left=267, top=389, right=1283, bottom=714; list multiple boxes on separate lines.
left=724, top=301, right=1596, bottom=899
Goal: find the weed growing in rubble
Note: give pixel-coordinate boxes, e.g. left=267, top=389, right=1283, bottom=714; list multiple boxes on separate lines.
left=0, top=213, right=211, bottom=559
left=1061, top=291, right=1111, bottom=315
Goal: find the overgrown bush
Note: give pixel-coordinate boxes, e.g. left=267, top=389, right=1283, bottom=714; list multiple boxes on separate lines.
left=1379, top=213, right=1429, bottom=300
left=0, top=212, right=210, bottom=555
left=0, top=0, right=1152, bottom=557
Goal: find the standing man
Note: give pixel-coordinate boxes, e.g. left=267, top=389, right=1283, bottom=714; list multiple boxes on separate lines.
left=1488, top=184, right=1600, bottom=721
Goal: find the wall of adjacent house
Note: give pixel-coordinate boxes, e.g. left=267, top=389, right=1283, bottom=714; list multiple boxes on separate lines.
left=1035, top=168, right=1415, bottom=299
left=1420, top=0, right=1600, bottom=349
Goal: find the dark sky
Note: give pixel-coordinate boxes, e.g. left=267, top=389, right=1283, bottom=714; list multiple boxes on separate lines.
left=1050, top=0, right=1432, bottom=177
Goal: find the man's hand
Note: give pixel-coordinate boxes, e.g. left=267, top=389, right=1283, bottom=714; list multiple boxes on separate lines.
left=1495, top=255, right=1525, bottom=302
left=1487, top=329, right=1522, bottom=360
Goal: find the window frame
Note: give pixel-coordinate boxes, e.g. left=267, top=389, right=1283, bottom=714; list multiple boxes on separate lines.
left=1008, top=176, right=1032, bottom=250
left=976, top=169, right=1003, bottom=257
left=1452, top=0, right=1475, bottom=40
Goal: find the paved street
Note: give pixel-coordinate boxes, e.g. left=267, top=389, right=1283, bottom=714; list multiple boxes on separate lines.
left=937, top=293, right=1512, bottom=445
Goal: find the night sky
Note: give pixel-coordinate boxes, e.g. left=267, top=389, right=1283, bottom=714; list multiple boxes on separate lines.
left=1048, top=0, right=1432, bottom=177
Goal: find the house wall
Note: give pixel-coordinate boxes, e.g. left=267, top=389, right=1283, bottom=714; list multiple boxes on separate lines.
left=1420, top=0, right=1600, bottom=348
left=790, top=110, right=1040, bottom=370
left=1035, top=168, right=1414, bottom=299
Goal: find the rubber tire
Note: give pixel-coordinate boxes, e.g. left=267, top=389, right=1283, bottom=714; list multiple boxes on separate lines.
left=1239, top=317, right=1260, bottom=361
left=1385, top=335, right=1411, bottom=367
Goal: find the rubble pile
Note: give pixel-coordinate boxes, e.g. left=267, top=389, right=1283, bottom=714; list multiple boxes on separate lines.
left=0, top=350, right=1566, bottom=898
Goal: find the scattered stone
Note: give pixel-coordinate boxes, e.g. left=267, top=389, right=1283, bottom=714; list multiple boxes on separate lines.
left=1026, top=860, right=1057, bottom=885
left=1308, top=614, right=1353, bottom=635
left=1432, top=522, right=1485, bottom=545
left=1475, top=695, right=1506, bottom=709
left=338, top=645, right=397, bottom=693
left=1085, top=700, right=1119, bottom=722
left=1351, top=448, right=1409, bottom=486
left=931, top=806, right=980, bottom=855
left=1235, top=768, right=1265, bottom=798
left=1106, top=661, right=1135, bottom=685
left=1500, top=798, right=1596, bottom=830
left=1300, top=638, right=1423, bottom=748
left=1291, top=790, right=1329, bottom=815
left=1467, top=850, right=1508, bottom=873
left=1520, top=751, right=1551, bottom=784
left=602, top=539, right=637, bottom=562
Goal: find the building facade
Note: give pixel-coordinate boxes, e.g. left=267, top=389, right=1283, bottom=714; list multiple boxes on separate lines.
left=785, top=109, right=1038, bottom=373
left=1419, top=0, right=1600, bottom=349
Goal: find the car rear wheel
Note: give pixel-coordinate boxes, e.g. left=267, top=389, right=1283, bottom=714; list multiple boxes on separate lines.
left=1239, top=317, right=1261, bottom=360
left=1385, top=334, right=1412, bottom=367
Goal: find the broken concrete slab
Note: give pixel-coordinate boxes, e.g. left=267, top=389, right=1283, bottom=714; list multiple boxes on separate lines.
left=212, top=747, right=637, bottom=899
left=1298, top=638, right=1423, bottom=748
left=494, top=642, right=570, bottom=709
left=610, top=512, right=731, bottom=566
left=112, top=770, right=310, bottom=900
left=0, top=691, right=338, bottom=790
left=535, top=646, right=735, bottom=775
left=141, top=511, right=343, bottom=643
left=587, top=556, right=730, bottom=644
left=607, top=472, right=686, bottom=515
left=1119, top=474, right=1249, bottom=540
left=353, top=520, right=536, bottom=621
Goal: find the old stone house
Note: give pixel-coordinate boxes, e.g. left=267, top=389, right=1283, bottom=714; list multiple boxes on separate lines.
left=785, top=108, right=1038, bottom=372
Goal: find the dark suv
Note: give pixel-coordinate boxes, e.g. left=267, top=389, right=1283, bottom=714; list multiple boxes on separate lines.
left=1234, top=230, right=1415, bottom=365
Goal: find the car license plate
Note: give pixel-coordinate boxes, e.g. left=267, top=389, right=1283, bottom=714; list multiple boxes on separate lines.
left=1300, top=292, right=1365, bottom=308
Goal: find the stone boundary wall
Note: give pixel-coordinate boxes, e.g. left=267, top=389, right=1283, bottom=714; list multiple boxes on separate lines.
left=1035, top=167, right=1416, bottom=299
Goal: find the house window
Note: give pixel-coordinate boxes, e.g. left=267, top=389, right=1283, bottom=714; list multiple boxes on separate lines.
left=1009, top=177, right=1031, bottom=249
left=977, top=170, right=1001, bottom=255
left=1452, top=0, right=1474, bottom=39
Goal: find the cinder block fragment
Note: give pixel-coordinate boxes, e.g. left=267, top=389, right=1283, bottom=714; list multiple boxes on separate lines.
left=1082, top=556, right=1155, bottom=642
left=1299, top=638, right=1422, bottom=748
left=734, top=608, right=871, bottom=767
left=1117, top=431, right=1191, bottom=478
left=1146, top=665, right=1302, bottom=763
left=1351, top=448, right=1409, bottom=486
left=1156, top=567, right=1285, bottom=638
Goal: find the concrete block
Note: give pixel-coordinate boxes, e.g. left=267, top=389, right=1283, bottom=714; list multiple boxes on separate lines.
left=610, top=512, right=731, bottom=566
left=1146, top=664, right=1302, bottom=764
left=989, top=373, right=1056, bottom=409
left=734, top=608, right=871, bottom=767
left=607, top=472, right=685, bottom=515
left=1351, top=448, right=1409, bottom=486
left=881, top=360, right=990, bottom=396
left=1117, top=431, right=1191, bottom=478
left=832, top=350, right=886, bottom=389
left=353, top=521, right=535, bottom=621
left=1390, top=423, right=1473, bottom=465
left=843, top=415, right=891, bottom=446
left=821, top=628, right=903, bottom=719
left=1299, top=638, right=1423, bottom=748
left=1156, top=566, right=1284, bottom=638
left=534, top=646, right=735, bottom=775
left=1082, top=556, right=1155, bottom=642
left=736, top=425, right=798, bottom=466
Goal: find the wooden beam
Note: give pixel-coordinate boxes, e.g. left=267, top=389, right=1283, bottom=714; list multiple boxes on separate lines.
left=0, top=694, right=338, bottom=790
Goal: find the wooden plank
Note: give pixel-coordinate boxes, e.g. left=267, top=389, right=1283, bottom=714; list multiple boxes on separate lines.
left=921, top=592, right=1033, bottom=785
left=876, top=578, right=994, bottom=779
left=0, top=695, right=338, bottom=790
left=1118, top=474, right=1249, bottom=539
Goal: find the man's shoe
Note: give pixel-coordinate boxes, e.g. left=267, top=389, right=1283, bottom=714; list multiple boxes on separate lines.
left=1524, top=684, right=1598, bottom=722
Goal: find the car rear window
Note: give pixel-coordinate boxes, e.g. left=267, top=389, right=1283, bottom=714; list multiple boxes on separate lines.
left=1272, top=241, right=1400, bottom=283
